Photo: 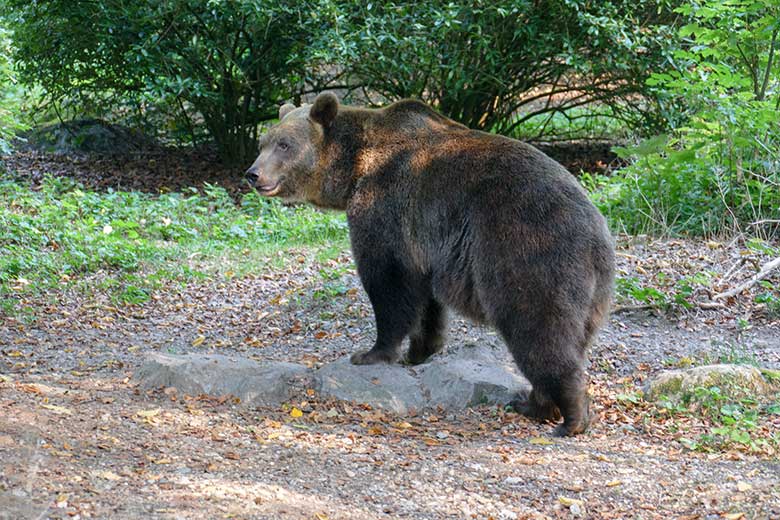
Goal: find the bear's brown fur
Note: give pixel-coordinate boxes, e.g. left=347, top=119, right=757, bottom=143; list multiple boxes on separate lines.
left=246, top=93, right=615, bottom=436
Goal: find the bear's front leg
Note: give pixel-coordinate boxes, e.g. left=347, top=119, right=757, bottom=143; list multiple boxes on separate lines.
left=404, top=298, right=447, bottom=365
left=350, top=255, right=426, bottom=365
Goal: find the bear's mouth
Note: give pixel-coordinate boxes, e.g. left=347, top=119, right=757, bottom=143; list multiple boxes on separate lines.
left=258, top=182, right=282, bottom=196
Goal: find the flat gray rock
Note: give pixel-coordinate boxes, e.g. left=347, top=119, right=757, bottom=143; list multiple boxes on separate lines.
left=315, top=357, right=425, bottom=414
left=417, top=343, right=529, bottom=409
left=136, top=353, right=310, bottom=406
left=136, top=343, right=529, bottom=414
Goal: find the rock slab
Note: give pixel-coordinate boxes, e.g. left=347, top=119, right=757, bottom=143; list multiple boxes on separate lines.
left=315, top=357, right=426, bottom=414
left=136, top=353, right=311, bottom=406
left=135, top=344, right=530, bottom=414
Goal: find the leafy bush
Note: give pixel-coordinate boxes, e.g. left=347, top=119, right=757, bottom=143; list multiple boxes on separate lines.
left=2, top=0, right=325, bottom=163
left=331, top=0, right=676, bottom=136
left=0, top=26, right=26, bottom=154
left=3, top=0, right=680, bottom=159
left=591, top=0, right=780, bottom=237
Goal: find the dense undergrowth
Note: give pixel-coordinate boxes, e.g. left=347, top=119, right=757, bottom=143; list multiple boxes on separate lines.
left=0, top=174, right=348, bottom=314
left=585, top=0, right=780, bottom=238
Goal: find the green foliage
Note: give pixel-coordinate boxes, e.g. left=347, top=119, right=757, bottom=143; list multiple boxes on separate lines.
left=0, top=175, right=348, bottom=313
left=332, top=0, right=675, bottom=135
left=591, top=0, right=780, bottom=237
left=2, top=0, right=678, bottom=156
left=0, top=27, right=26, bottom=154
left=313, top=264, right=351, bottom=300
left=2, top=0, right=326, bottom=163
left=507, top=106, right=631, bottom=142
left=659, top=385, right=777, bottom=452
left=615, top=271, right=713, bottom=310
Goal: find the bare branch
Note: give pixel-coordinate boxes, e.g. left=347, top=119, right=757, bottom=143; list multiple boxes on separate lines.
left=713, top=256, right=780, bottom=301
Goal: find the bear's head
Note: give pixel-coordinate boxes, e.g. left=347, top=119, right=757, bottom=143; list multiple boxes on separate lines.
left=245, top=93, right=339, bottom=202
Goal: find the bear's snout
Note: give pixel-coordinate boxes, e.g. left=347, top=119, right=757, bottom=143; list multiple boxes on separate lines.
left=245, top=166, right=259, bottom=186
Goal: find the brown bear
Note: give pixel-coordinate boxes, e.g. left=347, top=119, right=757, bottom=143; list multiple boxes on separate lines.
left=246, top=93, right=615, bottom=436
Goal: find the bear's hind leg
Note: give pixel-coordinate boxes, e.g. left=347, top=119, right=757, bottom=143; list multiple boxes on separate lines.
left=510, top=387, right=561, bottom=423
left=405, top=299, right=447, bottom=365
left=513, top=363, right=590, bottom=437
left=501, top=322, right=591, bottom=436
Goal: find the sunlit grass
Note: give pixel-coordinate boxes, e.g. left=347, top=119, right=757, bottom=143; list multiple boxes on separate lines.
left=0, top=174, right=349, bottom=313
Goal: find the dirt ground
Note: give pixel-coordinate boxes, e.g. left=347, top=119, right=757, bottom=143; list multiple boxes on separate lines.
left=2, top=146, right=780, bottom=519
left=2, top=231, right=780, bottom=519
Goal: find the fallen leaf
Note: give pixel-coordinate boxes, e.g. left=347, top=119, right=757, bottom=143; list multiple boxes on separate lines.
left=191, top=335, right=206, bottom=347
left=736, top=482, right=752, bottom=492
left=137, top=409, right=161, bottom=418
left=558, top=496, right=583, bottom=507
left=41, top=404, right=72, bottom=415
left=92, top=470, right=121, bottom=481
left=529, top=437, right=554, bottom=445
left=19, top=384, right=45, bottom=395
left=606, top=480, right=622, bottom=487
left=290, top=407, right=303, bottom=418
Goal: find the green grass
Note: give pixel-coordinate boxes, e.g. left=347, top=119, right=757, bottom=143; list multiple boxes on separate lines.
left=659, top=386, right=780, bottom=453
left=0, top=174, right=349, bottom=314
left=507, top=106, right=631, bottom=142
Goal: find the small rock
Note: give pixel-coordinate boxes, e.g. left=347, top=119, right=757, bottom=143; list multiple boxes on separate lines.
left=569, top=503, right=583, bottom=517
left=503, top=476, right=523, bottom=485
left=644, top=364, right=772, bottom=402
left=135, top=343, right=532, bottom=415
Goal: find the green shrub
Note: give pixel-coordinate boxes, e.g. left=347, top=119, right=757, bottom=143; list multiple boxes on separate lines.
left=332, top=0, right=676, bottom=136
left=591, top=0, right=780, bottom=237
left=0, top=26, right=26, bottom=154
left=2, top=0, right=326, bottom=163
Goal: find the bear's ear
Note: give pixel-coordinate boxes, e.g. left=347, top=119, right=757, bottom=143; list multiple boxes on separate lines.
left=279, top=103, right=296, bottom=120
left=309, top=93, right=339, bottom=129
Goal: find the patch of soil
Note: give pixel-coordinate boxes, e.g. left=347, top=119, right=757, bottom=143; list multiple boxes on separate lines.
left=18, top=119, right=162, bottom=155
left=534, top=140, right=626, bottom=176
left=3, top=147, right=250, bottom=197
left=2, top=237, right=779, bottom=519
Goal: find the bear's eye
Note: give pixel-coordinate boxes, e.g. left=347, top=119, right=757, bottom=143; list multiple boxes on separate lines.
left=277, top=141, right=290, bottom=152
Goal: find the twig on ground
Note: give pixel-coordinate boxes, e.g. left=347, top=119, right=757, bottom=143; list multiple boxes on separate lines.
left=697, top=301, right=726, bottom=310
left=722, top=257, right=748, bottom=283
left=712, top=256, right=780, bottom=301
left=611, top=303, right=658, bottom=314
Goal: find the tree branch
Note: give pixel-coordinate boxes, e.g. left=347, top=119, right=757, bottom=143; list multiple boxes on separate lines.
left=712, top=256, right=780, bottom=301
